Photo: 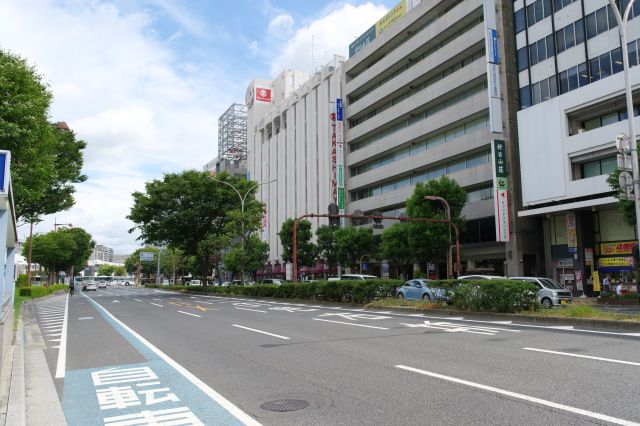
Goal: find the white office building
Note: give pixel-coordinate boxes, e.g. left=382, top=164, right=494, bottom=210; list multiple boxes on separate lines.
left=514, top=0, right=639, bottom=292
left=247, top=60, right=344, bottom=262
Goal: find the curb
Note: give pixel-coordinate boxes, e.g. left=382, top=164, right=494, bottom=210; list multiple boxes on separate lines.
left=5, top=306, right=24, bottom=426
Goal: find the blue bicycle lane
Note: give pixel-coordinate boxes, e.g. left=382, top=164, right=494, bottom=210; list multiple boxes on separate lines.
left=61, top=292, right=260, bottom=425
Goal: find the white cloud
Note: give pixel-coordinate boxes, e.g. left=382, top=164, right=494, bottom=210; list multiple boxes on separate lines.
left=268, top=3, right=388, bottom=76
left=267, top=13, right=294, bottom=36
left=0, top=0, right=234, bottom=253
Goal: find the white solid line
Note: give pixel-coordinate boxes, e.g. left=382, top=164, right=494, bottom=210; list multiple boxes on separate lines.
left=54, top=294, right=69, bottom=378
left=77, top=317, right=93, bottom=320
left=150, top=303, right=164, bottom=308
left=523, top=348, right=640, bottom=366
left=232, top=325, right=290, bottom=340
left=177, top=311, right=201, bottom=318
left=312, top=318, right=389, bottom=330
left=395, top=365, right=640, bottom=426
left=81, top=293, right=261, bottom=426
left=234, top=307, right=267, bottom=313
left=133, top=299, right=143, bottom=302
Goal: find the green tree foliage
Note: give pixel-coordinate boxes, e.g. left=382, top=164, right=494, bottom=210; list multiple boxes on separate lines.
left=334, top=226, right=376, bottom=270
left=316, top=225, right=338, bottom=269
left=279, top=218, right=316, bottom=266
left=405, top=176, right=467, bottom=265
left=223, top=235, right=269, bottom=277
left=160, top=247, right=188, bottom=282
left=128, top=172, right=262, bottom=279
left=607, top=168, right=637, bottom=226
left=0, top=50, right=87, bottom=222
left=380, top=223, right=413, bottom=279
left=124, top=248, right=158, bottom=277
left=23, top=228, right=94, bottom=283
left=97, top=264, right=126, bottom=276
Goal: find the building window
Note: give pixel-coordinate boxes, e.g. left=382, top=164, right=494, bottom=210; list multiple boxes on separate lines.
left=515, top=8, right=526, bottom=33
left=467, top=186, right=493, bottom=203
left=519, top=86, right=532, bottom=108
left=586, top=5, right=620, bottom=40
left=517, top=46, right=529, bottom=71
left=578, top=106, right=640, bottom=133
left=579, top=156, right=617, bottom=178
left=556, top=18, right=584, bottom=53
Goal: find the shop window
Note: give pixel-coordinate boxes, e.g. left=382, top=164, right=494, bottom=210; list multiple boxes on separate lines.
left=550, top=215, right=568, bottom=245
left=599, top=209, right=635, bottom=241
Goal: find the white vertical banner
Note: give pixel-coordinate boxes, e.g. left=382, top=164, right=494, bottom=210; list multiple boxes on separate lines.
left=483, top=0, right=502, bottom=134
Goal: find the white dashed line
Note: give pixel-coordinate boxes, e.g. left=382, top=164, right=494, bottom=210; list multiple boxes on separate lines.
left=312, top=318, right=389, bottom=330
left=150, top=303, right=164, bottom=308
left=232, top=325, right=290, bottom=340
left=177, top=311, right=201, bottom=318
left=523, top=347, right=640, bottom=366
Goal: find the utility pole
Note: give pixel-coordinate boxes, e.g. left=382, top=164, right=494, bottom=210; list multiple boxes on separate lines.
left=156, top=250, right=161, bottom=286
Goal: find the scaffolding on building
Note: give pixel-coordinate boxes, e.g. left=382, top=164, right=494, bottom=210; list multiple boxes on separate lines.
left=218, top=103, right=247, bottom=160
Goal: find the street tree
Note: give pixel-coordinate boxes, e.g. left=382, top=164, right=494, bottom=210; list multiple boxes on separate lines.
left=316, top=225, right=338, bottom=270
left=380, top=223, right=413, bottom=280
left=97, top=264, right=126, bottom=276
left=128, top=171, right=255, bottom=278
left=124, top=248, right=159, bottom=278
left=279, top=218, right=316, bottom=266
left=223, top=235, right=269, bottom=279
left=0, top=50, right=87, bottom=223
left=405, top=176, right=467, bottom=269
left=160, top=247, right=188, bottom=284
left=334, top=226, right=376, bottom=271
left=23, top=227, right=94, bottom=284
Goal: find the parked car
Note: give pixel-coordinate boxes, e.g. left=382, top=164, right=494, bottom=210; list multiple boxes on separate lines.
left=189, top=279, right=202, bottom=286
left=509, top=276, right=573, bottom=308
left=396, top=279, right=449, bottom=301
left=339, top=274, right=379, bottom=280
left=260, top=278, right=284, bottom=285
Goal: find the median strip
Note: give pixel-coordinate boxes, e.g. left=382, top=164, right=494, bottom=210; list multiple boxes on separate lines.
left=395, top=365, right=640, bottom=426
left=232, top=324, right=290, bottom=340
left=523, top=347, right=640, bottom=366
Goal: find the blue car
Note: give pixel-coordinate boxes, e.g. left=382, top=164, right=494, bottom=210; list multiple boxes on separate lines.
left=396, top=279, right=449, bottom=301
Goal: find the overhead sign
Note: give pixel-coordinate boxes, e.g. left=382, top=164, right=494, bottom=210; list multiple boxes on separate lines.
left=600, top=241, right=638, bottom=255
left=492, top=140, right=510, bottom=242
left=139, top=252, right=154, bottom=262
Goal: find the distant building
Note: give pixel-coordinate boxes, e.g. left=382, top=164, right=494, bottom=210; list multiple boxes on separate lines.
left=218, top=103, right=248, bottom=161
left=202, top=156, right=247, bottom=178
left=92, top=244, right=114, bottom=263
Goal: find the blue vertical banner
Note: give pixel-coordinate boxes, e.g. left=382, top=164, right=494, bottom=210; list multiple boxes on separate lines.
left=0, top=152, right=7, bottom=193
left=336, top=98, right=343, bottom=122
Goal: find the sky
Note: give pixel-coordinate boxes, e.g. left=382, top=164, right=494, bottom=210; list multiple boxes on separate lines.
left=0, top=0, right=395, bottom=254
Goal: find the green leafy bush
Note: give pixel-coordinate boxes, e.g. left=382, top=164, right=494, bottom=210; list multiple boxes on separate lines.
left=435, top=279, right=538, bottom=312
left=17, top=284, right=68, bottom=298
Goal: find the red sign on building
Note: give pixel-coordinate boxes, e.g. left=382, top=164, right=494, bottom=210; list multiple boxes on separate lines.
left=255, top=87, right=272, bottom=103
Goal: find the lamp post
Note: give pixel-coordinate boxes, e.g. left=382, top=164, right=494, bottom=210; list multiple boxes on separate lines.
left=209, top=177, right=276, bottom=285
left=424, top=196, right=453, bottom=278
left=608, top=0, right=640, bottom=288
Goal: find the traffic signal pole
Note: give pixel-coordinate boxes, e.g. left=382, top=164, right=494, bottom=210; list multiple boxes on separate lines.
left=292, top=213, right=461, bottom=284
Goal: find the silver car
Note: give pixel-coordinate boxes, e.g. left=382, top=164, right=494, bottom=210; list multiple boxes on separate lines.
left=509, top=276, right=573, bottom=308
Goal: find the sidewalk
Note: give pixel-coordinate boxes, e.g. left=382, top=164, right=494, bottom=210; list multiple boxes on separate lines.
left=3, top=300, right=66, bottom=425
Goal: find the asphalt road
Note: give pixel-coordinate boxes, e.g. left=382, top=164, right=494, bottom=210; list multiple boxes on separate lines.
left=31, top=286, right=640, bottom=425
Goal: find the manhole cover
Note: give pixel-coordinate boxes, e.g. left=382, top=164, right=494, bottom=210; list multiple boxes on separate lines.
left=260, top=399, right=310, bottom=412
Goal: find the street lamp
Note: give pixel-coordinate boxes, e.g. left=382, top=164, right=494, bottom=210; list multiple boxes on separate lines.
left=608, top=0, right=640, bottom=286
left=209, top=176, right=276, bottom=285
left=424, top=195, right=453, bottom=279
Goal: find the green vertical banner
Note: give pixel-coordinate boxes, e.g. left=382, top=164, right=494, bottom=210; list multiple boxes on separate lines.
left=492, top=140, right=510, bottom=242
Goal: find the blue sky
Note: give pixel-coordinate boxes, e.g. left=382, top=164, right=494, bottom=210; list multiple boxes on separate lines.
left=0, top=0, right=395, bottom=252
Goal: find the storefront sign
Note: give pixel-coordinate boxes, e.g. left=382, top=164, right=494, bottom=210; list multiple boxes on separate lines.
left=566, top=212, right=577, bottom=253
left=381, top=260, right=390, bottom=279
left=598, top=257, right=634, bottom=268
left=553, top=259, right=573, bottom=268
left=600, top=241, right=638, bottom=255
left=592, top=270, right=601, bottom=292
left=584, top=248, right=593, bottom=266
left=575, top=270, right=583, bottom=291
left=492, top=140, right=510, bottom=242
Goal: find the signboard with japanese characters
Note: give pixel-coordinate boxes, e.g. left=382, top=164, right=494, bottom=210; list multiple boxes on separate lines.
left=491, top=140, right=510, bottom=242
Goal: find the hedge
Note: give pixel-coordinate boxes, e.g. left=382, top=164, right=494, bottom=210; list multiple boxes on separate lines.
left=18, top=284, right=69, bottom=298
left=433, top=279, right=539, bottom=312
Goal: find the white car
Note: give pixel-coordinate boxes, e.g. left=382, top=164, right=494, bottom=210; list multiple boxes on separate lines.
left=83, top=282, right=97, bottom=291
left=189, top=279, right=202, bottom=286
left=98, top=280, right=107, bottom=289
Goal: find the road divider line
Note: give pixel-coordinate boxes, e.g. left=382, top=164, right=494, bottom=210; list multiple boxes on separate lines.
left=133, top=299, right=143, bottom=302
left=312, top=318, right=389, bottom=330
left=150, top=303, right=164, bottom=308
left=234, top=308, right=267, bottom=313
left=177, top=311, right=201, bottom=318
left=523, top=347, right=640, bottom=366
left=232, top=325, right=290, bottom=340
left=395, top=365, right=640, bottom=426
left=54, top=294, right=69, bottom=378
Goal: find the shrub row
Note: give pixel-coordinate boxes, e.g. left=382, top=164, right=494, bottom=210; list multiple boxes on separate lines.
left=18, top=284, right=68, bottom=298
left=434, top=279, right=539, bottom=312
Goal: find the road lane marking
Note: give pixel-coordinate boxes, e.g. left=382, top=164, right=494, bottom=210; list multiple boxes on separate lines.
left=312, top=318, right=389, bottom=330
left=77, top=317, right=93, bottom=320
left=523, top=348, right=640, bottom=366
left=55, top=294, right=70, bottom=378
left=234, top=308, right=267, bottom=313
left=177, top=311, right=201, bottom=318
left=80, top=292, right=261, bottom=425
left=150, top=303, right=164, bottom=308
left=395, top=365, right=640, bottom=426
left=232, top=325, right=290, bottom=340
left=133, top=299, right=143, bottom=302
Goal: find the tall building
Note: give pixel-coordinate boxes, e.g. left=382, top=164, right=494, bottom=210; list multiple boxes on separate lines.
left=246, top=62, right=343, bottom=262
left=91, top=244, right=114, bottom=263
left=218, top=103, right=248, bottom=160
left=342, top=0, right=537, bottom=277
left=513, top=0, right=640, bottom=292
left=202, top=156, right=247, bottom=177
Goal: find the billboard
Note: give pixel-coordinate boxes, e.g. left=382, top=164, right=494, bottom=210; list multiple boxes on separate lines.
left=139, top=251, right=155, bottom=262
left=245, top=84, right=273, bottom=106
left=492, top=140, right=510, bottom=242
left=349, top=0, right=409, bottom=57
